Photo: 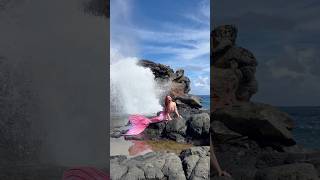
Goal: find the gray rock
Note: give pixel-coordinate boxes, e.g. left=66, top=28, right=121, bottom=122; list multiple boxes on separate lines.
left=211, top=25, right=237, bottom=55
left=180, top=147, right=210, bottom=180
left=210, top=121, right=242, bottom=143
left=165, top=118, right=187, bottom=136
left=111, top=152, right=187, bottom=180
left=214, top=102, right=296, bottom=146
left=188, top=113, right=210, bottom=137
left=255, top=163, right=319, bottom=180
left=176, top=95, right=202, bottom=109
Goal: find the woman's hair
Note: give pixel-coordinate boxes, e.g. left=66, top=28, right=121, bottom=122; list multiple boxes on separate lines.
left=164, top=96, right=172, bottom=113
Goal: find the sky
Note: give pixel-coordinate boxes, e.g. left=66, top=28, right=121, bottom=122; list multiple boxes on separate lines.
left=111, top=0, right=210, bottom=95
left=213, top=0, right=320, bottom=106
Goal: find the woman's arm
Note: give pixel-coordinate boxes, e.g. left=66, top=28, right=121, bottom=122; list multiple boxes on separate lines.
left=211, top=136, right=231, bottom=177
left=174, top=104, right=182, bottom=118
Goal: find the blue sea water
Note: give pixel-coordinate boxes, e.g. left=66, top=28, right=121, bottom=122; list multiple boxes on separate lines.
left=198, top=95, right=210, bottom=110
left=279, top=106, right=320, bottom=150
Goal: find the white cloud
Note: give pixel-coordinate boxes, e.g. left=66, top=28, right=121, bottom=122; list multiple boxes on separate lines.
left=111, top=0, right=210, bottom=94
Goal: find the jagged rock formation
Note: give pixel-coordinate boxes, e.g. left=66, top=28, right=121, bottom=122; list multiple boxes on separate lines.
left=211, top=25, right=320, bottom=180
left=138, top=60, right=192, bottom=98
left=110, top=146, right=210, bottom=180
left=211, top=25, right=258, bottom=110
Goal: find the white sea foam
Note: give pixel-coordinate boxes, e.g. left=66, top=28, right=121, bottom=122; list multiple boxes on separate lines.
left=110, top=49, right=163, bottom=115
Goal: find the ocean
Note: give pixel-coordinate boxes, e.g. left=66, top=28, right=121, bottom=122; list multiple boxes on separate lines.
left=279, top=106, right=320, bottom=150
left=198, top=95, right=210, bottom=110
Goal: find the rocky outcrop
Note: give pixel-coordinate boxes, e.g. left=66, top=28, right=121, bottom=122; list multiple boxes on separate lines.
left=138, top=60, right=191, bottom=98
left=110, top=146, right=210, bottom=180
left=214, top=102, right=296, bottom=148
left=211, top=25, right=258, bottom=110
left=111, top=112, right=210, bottom=145
left=211, top=25, right=320, bottom=180
left=110, top=59, right=208, bottom=144
left=180, top=146, right=210, bottom=180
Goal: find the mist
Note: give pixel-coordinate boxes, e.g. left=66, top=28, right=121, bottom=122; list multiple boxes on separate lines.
left=0, top=0, right=109, bottom=168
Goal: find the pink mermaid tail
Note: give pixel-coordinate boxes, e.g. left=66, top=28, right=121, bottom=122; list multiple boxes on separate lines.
left=124, top=111, right=166, bottom=135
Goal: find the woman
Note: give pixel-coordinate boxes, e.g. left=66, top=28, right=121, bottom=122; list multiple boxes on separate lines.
left=124, top=95, right=181, bottom=136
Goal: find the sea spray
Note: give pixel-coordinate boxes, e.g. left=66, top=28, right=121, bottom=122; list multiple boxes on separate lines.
left=110, top=50, right=163, bottom=116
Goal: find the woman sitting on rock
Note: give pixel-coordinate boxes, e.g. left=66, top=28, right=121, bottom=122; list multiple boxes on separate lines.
left=124, top=95, right=181, bottom=136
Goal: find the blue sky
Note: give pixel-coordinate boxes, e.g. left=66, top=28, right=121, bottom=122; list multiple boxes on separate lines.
left=111, top=0, right=210, bottom=95
left=214, top=0, right=320, bottom=106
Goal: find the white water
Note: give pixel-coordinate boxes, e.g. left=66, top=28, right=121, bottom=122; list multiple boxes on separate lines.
left=110, top=50, right=163, bottom=115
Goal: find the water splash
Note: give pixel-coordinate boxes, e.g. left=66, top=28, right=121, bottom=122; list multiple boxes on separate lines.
left=110, top=49, right=163, bottom=115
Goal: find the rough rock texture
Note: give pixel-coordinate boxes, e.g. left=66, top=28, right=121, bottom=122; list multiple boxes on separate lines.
left=180, top=147, right=210, bottom=180
left=211, top=25, right=320, bottom=180
left=111, top=111, right=210, bottom=145
left=110, top=146, right=210, bottom=180
left=214, top=102, right=296, bottom=147
left=138, top=60, right=191, bottom=97
left=211, top=25, right=258, bottom=110
left=110, top=152, right=186, bottom=180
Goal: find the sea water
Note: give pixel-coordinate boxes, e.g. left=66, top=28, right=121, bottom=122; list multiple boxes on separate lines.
left=279, top=106, right=320, bottom=150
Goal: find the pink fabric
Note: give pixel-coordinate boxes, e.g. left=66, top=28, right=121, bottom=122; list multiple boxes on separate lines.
left=62, top=167, right=109, bottom=180
left=124, top=111, right=166, bottom=135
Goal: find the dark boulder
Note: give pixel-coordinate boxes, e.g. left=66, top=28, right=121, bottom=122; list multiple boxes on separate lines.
left=175, top=95, right=202, bottom=109
left=188, top=113, right=210, bottom=137
left=214, top=102, right=296, bottom=147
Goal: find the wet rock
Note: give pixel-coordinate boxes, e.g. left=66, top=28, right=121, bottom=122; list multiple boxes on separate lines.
left=142, top=122, right=166, bottom=139
left=138, top=60, right=174, bottom=80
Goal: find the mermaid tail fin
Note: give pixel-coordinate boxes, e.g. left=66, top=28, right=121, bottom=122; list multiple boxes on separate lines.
left=124, top=114, right=151, bottom=135
left=124, top=112, right=166, bottom=136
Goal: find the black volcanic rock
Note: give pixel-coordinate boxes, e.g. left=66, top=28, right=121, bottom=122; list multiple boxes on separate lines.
left=110, top=146, right=210, bottom=180
left=138, top=59, right=192, bottom=97
left=210, top=25, right=320, bottom=179
left=214, top=102, right=296, bottom=147
left=212, top=25, right=258, bottom=107
left=138, top=60, right=174, bottom=80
